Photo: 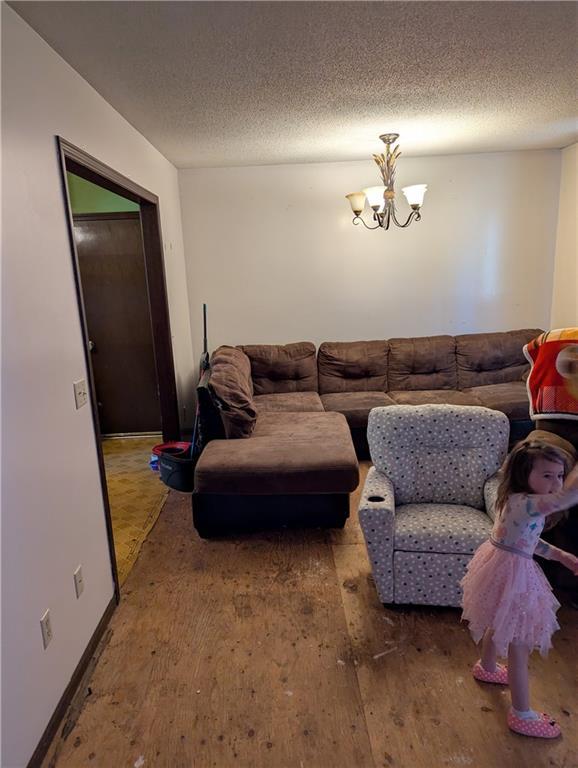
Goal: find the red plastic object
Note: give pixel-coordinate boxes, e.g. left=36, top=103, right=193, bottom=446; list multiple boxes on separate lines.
left=152, top=441, right=191, bottom=456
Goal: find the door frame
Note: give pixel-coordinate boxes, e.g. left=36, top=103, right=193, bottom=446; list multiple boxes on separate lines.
left=56, top=136, right=181, bottom=600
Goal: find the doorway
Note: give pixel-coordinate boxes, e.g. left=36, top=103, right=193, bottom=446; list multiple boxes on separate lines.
left=58, top=139, right=180, bottom=597
left=72, top=206, right=161, bottom=435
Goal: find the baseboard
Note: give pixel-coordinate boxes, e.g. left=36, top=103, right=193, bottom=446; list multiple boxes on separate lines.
left=26, top=595, right=117, bottom=768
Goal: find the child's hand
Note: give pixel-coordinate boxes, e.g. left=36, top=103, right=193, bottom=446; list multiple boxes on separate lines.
left=557, top=551, right=578, bottom=575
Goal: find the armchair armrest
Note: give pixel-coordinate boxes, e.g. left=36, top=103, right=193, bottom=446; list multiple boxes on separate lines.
left=483, top=472, right=501, bottom=522
left=359, top=467, right=395, bottom=514
left=359, top=467, right=396, bottom=603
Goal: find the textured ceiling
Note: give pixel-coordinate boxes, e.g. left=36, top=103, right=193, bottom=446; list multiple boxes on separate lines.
left=9, top=1, right=578, bottom=168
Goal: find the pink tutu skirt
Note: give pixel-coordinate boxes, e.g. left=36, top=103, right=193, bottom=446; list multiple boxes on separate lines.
left=460, top=540, right=560, bottom=657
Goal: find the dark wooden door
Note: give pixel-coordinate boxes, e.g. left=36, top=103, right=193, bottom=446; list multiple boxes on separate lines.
left=73, top=212, right=161, bottom=434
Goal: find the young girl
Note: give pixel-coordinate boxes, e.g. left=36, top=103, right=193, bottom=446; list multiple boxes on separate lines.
left=461, top=440, right=578, bottom=738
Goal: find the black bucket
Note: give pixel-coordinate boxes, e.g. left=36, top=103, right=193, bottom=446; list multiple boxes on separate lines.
left=158, top=446, right=195, bottom=492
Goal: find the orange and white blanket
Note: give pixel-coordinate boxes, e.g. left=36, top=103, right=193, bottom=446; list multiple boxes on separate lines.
left=523, top=328, right=578, bottom=421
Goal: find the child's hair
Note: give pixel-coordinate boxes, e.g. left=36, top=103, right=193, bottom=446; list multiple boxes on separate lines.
left=495, top=439, right=574, bottom=515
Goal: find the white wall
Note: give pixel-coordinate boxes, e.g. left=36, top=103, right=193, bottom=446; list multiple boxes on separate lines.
left=1, top=8, right=193, bottom=767
left=180, top=150, right=561, bottom=355
left=551, top=142, right=578, bottom=328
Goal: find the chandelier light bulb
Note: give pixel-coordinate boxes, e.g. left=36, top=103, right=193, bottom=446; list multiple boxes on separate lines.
left=362, top=186, right=387, bottom=211
left=345, top=191, right=366, bottom=215
left=402, top=184, right=428, bottom=209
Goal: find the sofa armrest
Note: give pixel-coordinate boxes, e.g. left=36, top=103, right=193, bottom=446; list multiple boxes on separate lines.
left=359, top=467, right=396, bottom=603
left=483, top=472, right=501, bottom=522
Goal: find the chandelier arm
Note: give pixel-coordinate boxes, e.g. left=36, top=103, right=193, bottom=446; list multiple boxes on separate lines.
left=353, top=216, right=381, bottom=231
left=391, top=208, right=420, bottom=229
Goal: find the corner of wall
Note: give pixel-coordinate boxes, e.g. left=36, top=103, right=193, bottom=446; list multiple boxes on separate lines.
left=550, top=143, right=578, bottom=329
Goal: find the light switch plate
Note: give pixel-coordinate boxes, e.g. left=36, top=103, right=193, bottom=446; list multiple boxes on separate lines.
left=40, top=610, right=53, bottom=649
left=73, top=379, right=88, bottom=409
left=73, top=565, right=84, bottom=598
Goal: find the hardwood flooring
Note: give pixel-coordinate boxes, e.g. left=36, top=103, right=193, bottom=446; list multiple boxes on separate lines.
left=43, top=463, right=577, bottom=768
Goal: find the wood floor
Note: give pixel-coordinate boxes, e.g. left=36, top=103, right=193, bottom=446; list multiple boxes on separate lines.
left=43, top=463, right=577, bottom=768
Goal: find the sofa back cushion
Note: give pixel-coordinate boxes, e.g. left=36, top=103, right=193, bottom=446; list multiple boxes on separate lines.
left=456, top=329, right=542, bottom=389
left=317, top=340, right=389, bottom=394
left=388, top=335, right=457, bottom=391
left=208, top=346, right=257, bottom=438
left=368, top=404, right=510, bottom=508
left=239, top=342, right=318, bottom=394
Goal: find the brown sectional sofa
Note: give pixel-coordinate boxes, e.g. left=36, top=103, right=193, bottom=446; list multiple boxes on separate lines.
left=192, top=328, right=541, bottom=536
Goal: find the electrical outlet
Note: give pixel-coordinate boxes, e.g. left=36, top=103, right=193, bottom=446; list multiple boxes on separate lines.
left=73, top=565, right=84, bottom=598
left=73, top=379, right=88, bottom=409
left=40, top=610, right=53, bottom=649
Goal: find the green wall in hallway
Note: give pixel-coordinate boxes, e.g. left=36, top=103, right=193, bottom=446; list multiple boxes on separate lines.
left=67, top=172, right=140, bottom=214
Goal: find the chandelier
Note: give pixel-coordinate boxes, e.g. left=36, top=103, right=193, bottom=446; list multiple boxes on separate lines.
left=345, top=133, right=427, bottom=230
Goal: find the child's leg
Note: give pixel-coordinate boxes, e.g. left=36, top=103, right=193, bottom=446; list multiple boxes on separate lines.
left=507, top=641, right=530, bottom=711
left=480, top=629, right=497, bottom=671
left=472, top=629, right=508, bottom=683
left=506, top=641, right=561, bottom=737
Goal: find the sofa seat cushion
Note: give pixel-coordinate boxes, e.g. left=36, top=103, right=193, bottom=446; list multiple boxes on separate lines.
left=320, top=391, right=395, bottom=428
left=395, top=503, right=491, bottom=555
left=389, top=389, right=483, bottom=407
left=465, top=381, right=530, bottom=420
left=194, top=412, right=359, bottom=494
left=253, top=392, right=324, bottom=413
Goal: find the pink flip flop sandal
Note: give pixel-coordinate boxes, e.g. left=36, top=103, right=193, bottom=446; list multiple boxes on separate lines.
left=472, top=660, right=509, bottom=685
left=507, top=710, right=561, bottom=739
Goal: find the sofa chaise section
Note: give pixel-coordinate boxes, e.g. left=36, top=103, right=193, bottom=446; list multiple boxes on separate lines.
left=193, top=343, right=359, bottom=536
left=193, top=411, right=359, bottom=536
